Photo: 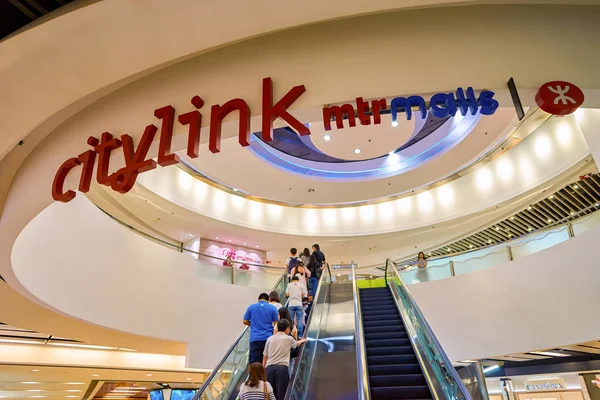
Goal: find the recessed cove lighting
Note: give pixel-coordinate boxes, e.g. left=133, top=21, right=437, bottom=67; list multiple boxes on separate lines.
left=22, top=382, right=41, bottom=384
left=323, top=134, right=331, bottom=141
left=354, top=148, right=362, bottom=154
left=27, top=390, right=43, bottom=392
left=391, top=120, right=399, bottom=127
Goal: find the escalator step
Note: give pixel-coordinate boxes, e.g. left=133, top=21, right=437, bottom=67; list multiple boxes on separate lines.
left=363, top=325, right=406, bottom=334
left=370, top=374, right=427, bottom=387
left=363, top=313, right=400, bottom=321
left=368, top=364, right=423, bottom=376
left=367, top=354, right=418, bottom=365
left=367, top=346, right=415, bottom=356
left=364, top=319, right=403, bottom=327
left=366, top=338, right=411, bottom=348
left=370, top=385, right=431, bottom=399
left=365, top=332, right=408, bottom=341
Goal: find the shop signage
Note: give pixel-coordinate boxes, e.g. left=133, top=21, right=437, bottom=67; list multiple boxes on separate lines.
left=51, top=77, right=498, bottom=202
left=535, top=80, right=584, bottom=116
left=525, top=379, right=565, bottom=391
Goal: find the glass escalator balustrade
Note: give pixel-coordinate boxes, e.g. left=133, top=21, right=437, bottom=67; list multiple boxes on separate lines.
left=194, top=272, right=288, bottom=400
left=382, top=259, right=475, bottom=400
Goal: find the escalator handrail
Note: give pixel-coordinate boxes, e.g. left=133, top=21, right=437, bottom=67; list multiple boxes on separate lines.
left=351, top=265, right=370, bottom=400
left=193, top=271, right=288, bottom=400
left=384, top=259, right=471, bottom=400
left=284, top=262, right=332, bottom=399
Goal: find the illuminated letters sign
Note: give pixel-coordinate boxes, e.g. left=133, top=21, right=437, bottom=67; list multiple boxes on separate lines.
left=52, top=80, right=499, bottom=202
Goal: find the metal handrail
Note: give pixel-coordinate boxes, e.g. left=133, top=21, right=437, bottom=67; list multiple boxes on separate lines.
left=385, top=259, right=471, bottom=400
left=394, top=204, right=600, bottom=268
left=96, top=204, right=283, bottom=270
left=285, top=263, right=332, bottom=400
left=192, top=271, right=287, bottom=400
left=351, top=264, right=370, bottom=400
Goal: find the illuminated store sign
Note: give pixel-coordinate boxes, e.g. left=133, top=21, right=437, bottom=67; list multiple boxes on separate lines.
left=535, top=80, right=584, bottom=116
left=52, top=78, right=499, bottom=202
left=524, top=378, right=566, bottom=391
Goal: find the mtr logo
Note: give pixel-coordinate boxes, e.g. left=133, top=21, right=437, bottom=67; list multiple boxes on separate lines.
left=52, top=79, right=500, bottom=203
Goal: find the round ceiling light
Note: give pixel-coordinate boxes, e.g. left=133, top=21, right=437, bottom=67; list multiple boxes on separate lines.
left=323, top=134, right=331, bottom=141
left=390, top=120, right=399, bottom=127
left=354, top=148, right=362, bottom=154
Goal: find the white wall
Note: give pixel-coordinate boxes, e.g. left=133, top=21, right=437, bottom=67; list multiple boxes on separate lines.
left=410, top=224, right=600, bottom=361
left=10, top=195, right=276, bottom=370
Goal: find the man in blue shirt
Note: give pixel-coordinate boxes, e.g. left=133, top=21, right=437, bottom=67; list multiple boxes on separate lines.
left=243, top=292, right=279, bottom=364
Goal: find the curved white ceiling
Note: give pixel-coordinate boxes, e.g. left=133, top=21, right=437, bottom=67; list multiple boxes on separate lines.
left=137, top=114, right=591, bottom=236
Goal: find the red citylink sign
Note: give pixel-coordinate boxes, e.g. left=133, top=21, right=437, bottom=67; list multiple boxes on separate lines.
left=535, top=81, right=584, bottom=116
left=51, top=77, right=308, bottom=202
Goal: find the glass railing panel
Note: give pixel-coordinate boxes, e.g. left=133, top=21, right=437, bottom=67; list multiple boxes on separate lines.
left=453, top=247, right=508, bottom=276
left=195, top=260, right=235, bottom=284
left=234, top=266, right=285, bottom=289
left=286, top=266, right=332, bottom=400
left=572, top=210, right=600, bottom=236
left=511, top=226, right=569, bottom=260
left=386, top=260, right=471, bottom=400
left=400, top=261, right=452, bottom=284
left=194, top=272, right=288, bottom=400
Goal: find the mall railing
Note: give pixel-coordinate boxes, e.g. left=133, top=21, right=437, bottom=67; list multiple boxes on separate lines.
left=286, top=264, right=333, bottom=400
left=96, top=206, right=285, bottom=288
left=395, top=206, right=600, bottom=285
left=384, top=259, right=475, bottom=400
left=193, top=271, right=288, bottom=400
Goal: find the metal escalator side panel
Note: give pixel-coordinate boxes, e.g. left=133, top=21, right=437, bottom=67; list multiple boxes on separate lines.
left=384, top=259, right=472, bottom=400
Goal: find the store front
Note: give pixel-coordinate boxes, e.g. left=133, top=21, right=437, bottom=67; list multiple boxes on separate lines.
left=488, top=375, right=586, bottom=400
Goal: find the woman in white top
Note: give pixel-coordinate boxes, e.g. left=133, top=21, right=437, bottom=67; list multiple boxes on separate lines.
left=292, top=262, right=310, bottom=294
left=239, top=362, right=276, bottom=400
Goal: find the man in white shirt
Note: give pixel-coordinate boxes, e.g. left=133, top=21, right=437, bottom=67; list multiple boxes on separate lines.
left=263, top=319, right=306, bottom=400
left=286, top=275, right=306, bottom=337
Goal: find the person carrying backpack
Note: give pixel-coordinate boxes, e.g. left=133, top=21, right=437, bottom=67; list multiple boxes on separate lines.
left=286, top=248, right=298, bottom=279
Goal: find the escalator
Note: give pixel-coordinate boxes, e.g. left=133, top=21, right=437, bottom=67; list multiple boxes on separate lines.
left=196, top=261, right=485, bottom=400
left=360, top=287, right=431, bottom=399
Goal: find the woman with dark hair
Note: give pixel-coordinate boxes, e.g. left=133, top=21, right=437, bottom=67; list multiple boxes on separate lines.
left=274, top=306, right=298, bottom=339
left=417, top=252, right=428, bottom=269
left=292, top=262, right=310, bottom=295
left=269, top=291, right=282, bottom=310
left=301, top=248, right=311, bottom=268
left=239, top=362, right=275, bottom=400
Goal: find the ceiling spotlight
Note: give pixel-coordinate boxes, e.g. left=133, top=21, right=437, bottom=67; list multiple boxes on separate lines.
left=469, top=245, right=474, bottom=248
left=31, top=370, right=39, bottom=372
left=547, top=219, right=552, bottom=223
left=487, top=240, right=492, bottom=244
left=216, top=236, right=219, bottom=239
left=391, top=120, right=399, bottom=127
left=146, top=374, right=152, bottom=377
left=510, top=217, right=515, bottom=220
left=228, top=239, right=232, bottom=242
left=549, top=195, right=554, bottom=199
left=495, top=227, right=500, bottom=231
left=528, top=206, right=532, bottom=210
left=188, top=234, right=193, bottom=237
left=596, top=203, right=599, bottom=207
left=92, top=374, right=99, bottom=377
left=323, top=134, right=331, bottom=141
left=354, top=148, right=362, bottom=154
left=243, top=242, right=247, bottom=245
left=186, top=378, right=192, bottom=381
left=427, top=252, right=432, bottom=255
left=528, top=227, right=533, bottom=231
left=570, top=212, right=575, bottom=215
left=256, top=245, right=259, bottom=248
left=574, top=185, right=579, bottom=189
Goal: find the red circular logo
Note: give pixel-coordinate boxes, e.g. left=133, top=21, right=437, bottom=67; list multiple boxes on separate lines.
left=535, top=81, right=584, bottom=116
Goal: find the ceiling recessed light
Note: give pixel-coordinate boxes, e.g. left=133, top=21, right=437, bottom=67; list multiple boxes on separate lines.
left=31, top=369, right=39, bottom=372
left=574, top=185, right=579, bottom=189
left=243, top=242, right=247, bottom=245
left=92, top=374, right=99, bottom=377
left=188, top=234, right=193, bottom=237
left=528, top=206, right=532, bottom=210
left=547, top=219, right=553, bottom=223
left=570, top=212, right=575, bottom=215
left=22, top=382, right=41, bottom=384
left=446, top=248, right=450, bottom=251
left=427, top=252, right=432, bottom=255
left=528, top=227, right=533, bottom=231
left=228, top=239, right=232, bottom=242
left=391, top=120, right=399, bottom=127
left=495, top=227, right=500, bottom=231
left=27, top=390, right=43, bottom=392
left=596, top=203, right=600, bottom=207
left=256, top=245, right=259, bottom=248
left=186, top=378, right=192, bottom=381
left=146, top=374, right=152, bottom=377
left=469, top=245, right=474, bottom=248
left=510, top=217, right=515, bottom=220
left=323, top=134, right=331, bottom=141
left=549, top=195, right=554, bottom=199
left=354, top=148, right=362, bottom=154
left=216, top=236, right=219, bottom=239
left=487, top=240, right=492, bottom=244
